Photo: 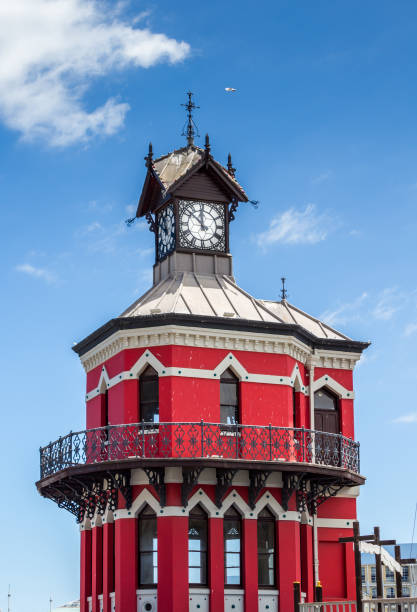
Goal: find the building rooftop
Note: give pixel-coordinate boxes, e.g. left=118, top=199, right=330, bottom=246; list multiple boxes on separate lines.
left=120, top=271, right=350, bottom=341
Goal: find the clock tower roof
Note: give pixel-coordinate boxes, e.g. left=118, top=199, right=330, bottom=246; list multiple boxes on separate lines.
left=136, top=143, right=248, bottom=218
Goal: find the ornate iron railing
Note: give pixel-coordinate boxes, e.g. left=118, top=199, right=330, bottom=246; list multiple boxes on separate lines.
left=39, top=422, right=360, bottom=479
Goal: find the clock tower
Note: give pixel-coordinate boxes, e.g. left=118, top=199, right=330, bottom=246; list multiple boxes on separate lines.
left=136, top=96, right=248, bottom=284
left=37, top=94, right=369, bottom=612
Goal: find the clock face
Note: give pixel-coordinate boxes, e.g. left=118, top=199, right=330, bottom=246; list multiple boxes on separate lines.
left=157, top=204, right=175, bottom=260
left=178, top=200, right=226, bottom=251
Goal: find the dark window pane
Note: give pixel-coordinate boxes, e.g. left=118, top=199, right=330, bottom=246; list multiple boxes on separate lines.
left=258, top=555, right=275, bottom=586
left=141, top=403, right=159, bottom=423
left=314, top=389, right=337, bottom=411
left=139, top=518, right=157, bottom=551
left=257, top=521, right=275, bottom=553
left=221, top=383, right=237, bottom=404
left=220, top=368, right=238, bottom=382
left=139, top=552, right=157, bottom=584
left=258, top=514, right=275, bottom=587
left=220, top=405, right=238, bottom=425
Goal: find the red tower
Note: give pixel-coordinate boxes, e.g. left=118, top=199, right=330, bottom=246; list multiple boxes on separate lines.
left=37, top=104, right=368, bottom=612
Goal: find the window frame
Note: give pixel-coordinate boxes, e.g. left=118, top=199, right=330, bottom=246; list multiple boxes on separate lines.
left=257, top=508, right=276, bottom=588
left=224, top=506, right=242, bottom=588
left=188, top=504, right=209, bottom=587
left=139, top=365, right=159, bottom=424
left=137, top=505, right=158, bottom=588
left=220, top=368, right=240, bottom=426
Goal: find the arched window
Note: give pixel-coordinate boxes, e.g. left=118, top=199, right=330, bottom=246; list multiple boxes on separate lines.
left=220, top=368, right=239, bottom=425
left=314, top=388, right=339, bottom=434
left=257, top=507, right=276, bottom=587
left=224, top=506, right=242, bottom=586
left=188, top=504, right=208, bottom=586
left=138, top=505, right=157, bottom=586
left=139, top=365, right=159, bottom=423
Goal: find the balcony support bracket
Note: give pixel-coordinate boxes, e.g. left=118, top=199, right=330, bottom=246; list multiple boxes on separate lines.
left=249, top=470, right=271, bottom=509
left=144, top=467, right=166, bottom=507
left=215, top=468, right=238, bottom=508
left=181, top=467, right=204, bottom=507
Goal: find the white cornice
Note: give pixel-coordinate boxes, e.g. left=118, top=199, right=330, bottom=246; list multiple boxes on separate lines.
left=80, top=324, right=361, bottom=373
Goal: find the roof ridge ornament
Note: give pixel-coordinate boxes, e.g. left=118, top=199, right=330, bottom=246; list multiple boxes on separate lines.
left=280, top=277, right=288, bottom=302
left=204, top=133, right=211, bottom=160
left=144, top=142, right=153, bottom=168
left=227, top=153, right=236, bottom=178
left=181, top=91, right=199, bottom=147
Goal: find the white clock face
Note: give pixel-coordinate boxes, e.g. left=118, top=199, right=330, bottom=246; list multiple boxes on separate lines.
left=179, top=200, right=226, bottom=251
left=157, top=204, right=175, bottom=260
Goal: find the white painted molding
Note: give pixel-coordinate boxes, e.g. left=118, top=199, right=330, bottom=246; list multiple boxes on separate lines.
left=86, top=349, right=318, bottom=400
left=80, top=324, right=361, bottom=374
left=312, top=374, right=354, bottom=400
left=221, top=489, right=252, bottom=519
left=316, top=517, right=355, bottom=529
left=253, top=491, right=283, bottom=517
left=187, top=488, right=218, bottom=518
left=115, top=488, right=160, bottom=519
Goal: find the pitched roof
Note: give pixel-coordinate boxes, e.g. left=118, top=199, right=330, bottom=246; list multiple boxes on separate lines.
left=136, top=145, right=248, bottom=217
left=120, top=272, right=350, bottom=341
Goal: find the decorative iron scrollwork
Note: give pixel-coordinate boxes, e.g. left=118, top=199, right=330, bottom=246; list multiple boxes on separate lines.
left=144, top=467, right=166, bottom=507
left=181, top=467, right=203, bottom=507
left=145, top=211, right=156, bottom=233
left=215, top=468, right=238, bottom=508
left=249, top=470, right=271, bottom=509
left=306, top=479, right=345, bottom=515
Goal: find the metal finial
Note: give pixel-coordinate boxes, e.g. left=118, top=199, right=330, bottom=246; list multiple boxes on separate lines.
left=144, top=142, right=153, bottom=168
left=280, top=277, right=288, bottom=301
left=205, top=133, right=211, bottom=156
left=227, top=153, right=236, bottom=177
left=181, top=91, right=199, bottom=146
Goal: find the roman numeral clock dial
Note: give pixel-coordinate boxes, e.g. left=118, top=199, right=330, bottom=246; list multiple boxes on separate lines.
left=157, top=203, right=175, bottom=260
left=179, top=200, right=226, bottom=252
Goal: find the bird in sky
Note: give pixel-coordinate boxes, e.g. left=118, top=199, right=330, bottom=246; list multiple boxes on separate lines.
left=225, top=87, right=237, bottom=92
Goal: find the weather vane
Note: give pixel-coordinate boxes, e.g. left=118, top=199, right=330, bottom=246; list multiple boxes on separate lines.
left=280, top=277, right=288, bottom=301
left=181, top=91, right=199, bottom=146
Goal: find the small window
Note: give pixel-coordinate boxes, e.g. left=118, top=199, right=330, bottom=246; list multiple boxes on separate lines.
left=385, top=569, right=394, bottom=582
left=314, top=388, right=337, bottom=411
left=220, top=369, right=239, bottom=425
left=188, top=505, right=208, bottom=586
left=371, top=566, right=376, bottom=583
left=361, top=566, right=366, bottom=583
left=403, top=586, right=410, bottom=597
left=257, top=507, right=276, bottom=587
left=402, top=566, right=409, bottom=582
left=224, top=506, right=241, bottom=586
left=139, top=365, right=159, bottom=423
left=371, top=587, right=377, bottom=599
left=138, top=505, right=157, bottom=586
left=386, top=587, right=395, bottom=598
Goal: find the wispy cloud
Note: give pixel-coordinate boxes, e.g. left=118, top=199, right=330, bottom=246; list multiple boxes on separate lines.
left=0, top=0, right=190, bottom=146
left=393, top=412, right=417, bottom=424
left=372, top=288, right=404, bottom=321
left=404, top=322, right=417, bottom=337
left=311, top=171, right=331, bottom=185
left=15, top=263, right=57, bottom=284
left=256, top=204, right=333, bottom=247
left=76, top=218, right=147, bottom=254
left=320, top=292, right=368, bottom=327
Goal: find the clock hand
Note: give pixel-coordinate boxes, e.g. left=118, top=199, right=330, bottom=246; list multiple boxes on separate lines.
left=191, top=212, right=208, bottom=231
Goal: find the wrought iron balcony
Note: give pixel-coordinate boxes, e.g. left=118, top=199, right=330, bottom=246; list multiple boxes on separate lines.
left=39, top=422, right=360, bottom=480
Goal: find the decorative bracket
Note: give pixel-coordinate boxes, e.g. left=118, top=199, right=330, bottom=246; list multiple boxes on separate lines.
left=145, top=211, right=156, bottom=233
left=144, top=467, right=166, bottom=507
left=107, top=471, right=132, bottom=510
left=307, top=479, right=345, bottom=515
left=229, top=199, right=239, bottom=222
left=282, top=473, right=300, bottom=511
left=181, top=467, right=203, bottom=507
left=248, top=470, right=271, bottom=509
left=215, top=468, right=237, bottom=508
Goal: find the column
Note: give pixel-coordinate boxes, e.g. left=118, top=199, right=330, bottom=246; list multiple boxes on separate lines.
left=278, top=519, right=301, bottom=611
left=345, top=541, right=356, bottom=600
left=209, top=517, right=224, bottom=612
left=102, top=522, right=114, bottom=612
left=243, top=519, right=258, bottom=612
left=80, top=527, right=92, bottom=612
left=157, top=516, right=188, bottom=612
left=300, top=523, right=314, bottom=602
left=115, top=518, right=137, bottom=612
left=92, top=525, right=103, bottom=612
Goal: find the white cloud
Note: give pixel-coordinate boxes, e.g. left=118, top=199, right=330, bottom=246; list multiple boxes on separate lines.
left=15, top=263, right=57, bottom=283
left=393, top=412, right=417, bottom=424
left=372, top=288, right=404, bottom=321
left=404, top=322, right=417, bottom=337
left=320, top=292, right=368, bottom=327
left=311, top=171, right=331, bottom=185
left=257, top=204, right=333, bottom=247
left=0, top=0, right=190, bottom=146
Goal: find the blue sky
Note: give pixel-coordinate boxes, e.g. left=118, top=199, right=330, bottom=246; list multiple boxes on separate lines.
left=2, top=0, right=417, bottom=609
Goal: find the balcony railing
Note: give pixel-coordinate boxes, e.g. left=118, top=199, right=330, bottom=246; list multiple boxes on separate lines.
left=39, top=422, right=360, bottom=479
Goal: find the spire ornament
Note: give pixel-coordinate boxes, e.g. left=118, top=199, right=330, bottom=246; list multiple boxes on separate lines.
left=181, top=91, right=199, bottom=147
left=227, top=153, right=236, bottom=178
left=204, top=133, right=211, bottom=160
left=280, top=277, right=288, bottom=302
